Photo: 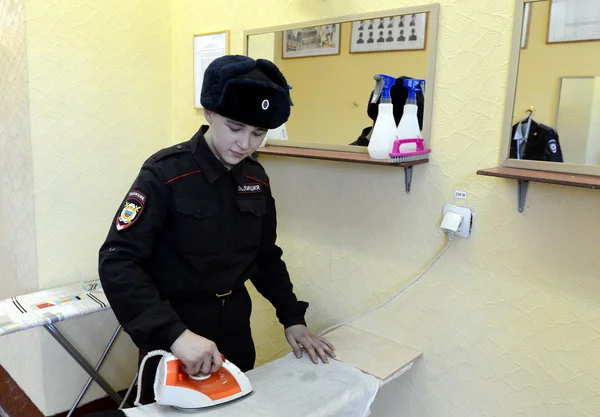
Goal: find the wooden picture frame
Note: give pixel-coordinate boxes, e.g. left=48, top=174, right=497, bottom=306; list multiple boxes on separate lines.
left=282, top=24, right=341, bottom=59
left=547, top=0, right=600, bottom=44
left=193, top=30, right=230, bottom=109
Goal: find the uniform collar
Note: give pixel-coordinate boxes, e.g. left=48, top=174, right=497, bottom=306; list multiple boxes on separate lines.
left=231, top=161, right=250, bottom=186
left=191, top=125, right=229, bottom=183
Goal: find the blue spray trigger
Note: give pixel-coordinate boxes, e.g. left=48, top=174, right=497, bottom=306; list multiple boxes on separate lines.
left=403, top=78, right=425, bottom=101
left=371, top=74, right=396, bottom=103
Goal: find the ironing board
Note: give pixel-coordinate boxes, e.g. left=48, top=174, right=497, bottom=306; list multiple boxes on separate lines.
left=0, top=280, right=127, bottom=415
left=93, top=352, right=382, bottom=417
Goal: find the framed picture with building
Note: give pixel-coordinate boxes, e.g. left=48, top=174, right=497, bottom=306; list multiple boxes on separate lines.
left=282, top=24, right=341, bottom=58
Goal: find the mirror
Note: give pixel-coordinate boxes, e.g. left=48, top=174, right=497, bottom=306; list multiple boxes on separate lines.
left=244, top=5, right=439, bottom=152
left=502, top=0, right=600, bottom=175
left=556, top=76, right=600, bottom=165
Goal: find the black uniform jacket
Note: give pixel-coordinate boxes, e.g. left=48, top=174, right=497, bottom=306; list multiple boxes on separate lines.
left=98, top=125, right=308, bottom=352
left=510, top=119, right=564, bottom=162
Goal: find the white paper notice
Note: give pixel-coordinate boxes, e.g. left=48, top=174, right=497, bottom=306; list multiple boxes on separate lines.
left=194, top=32, right=228, bottom=108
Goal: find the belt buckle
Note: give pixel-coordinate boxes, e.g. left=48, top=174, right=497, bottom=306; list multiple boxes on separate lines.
left=216, top=290, right=232, bottom=298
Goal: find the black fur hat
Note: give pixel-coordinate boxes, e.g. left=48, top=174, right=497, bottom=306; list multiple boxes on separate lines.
left=200, top=55, right=292, bottom=129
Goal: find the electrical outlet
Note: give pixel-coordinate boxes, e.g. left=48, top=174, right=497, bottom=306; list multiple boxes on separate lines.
left=442, top=204, right=473, bottom=238
left=455, top=190, right=467, bottom=199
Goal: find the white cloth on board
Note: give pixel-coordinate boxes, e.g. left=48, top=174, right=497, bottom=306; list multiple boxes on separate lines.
left=123, top=352, right=380, bottom=417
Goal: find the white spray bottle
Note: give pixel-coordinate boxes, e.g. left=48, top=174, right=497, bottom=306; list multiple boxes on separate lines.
left=368, top=74, right=397, bottom=160
left=395, top=79, right=425, bottom=152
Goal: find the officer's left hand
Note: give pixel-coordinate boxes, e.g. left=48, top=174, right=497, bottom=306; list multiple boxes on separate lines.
left=285, top=324, right=335, bottom=364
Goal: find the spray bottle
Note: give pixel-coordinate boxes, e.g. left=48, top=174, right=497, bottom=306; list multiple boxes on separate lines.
left=367, top=74, right=397, bottom=160
left=395, top=79, right=425, bottom=152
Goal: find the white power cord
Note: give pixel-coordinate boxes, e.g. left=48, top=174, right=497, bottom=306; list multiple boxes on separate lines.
left=134, top=350, right=169, bottom=406
left=317, top=232, right=456, bottom=337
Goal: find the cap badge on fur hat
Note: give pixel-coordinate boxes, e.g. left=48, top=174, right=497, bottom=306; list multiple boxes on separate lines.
left=262, top=99, right=270, bottom=110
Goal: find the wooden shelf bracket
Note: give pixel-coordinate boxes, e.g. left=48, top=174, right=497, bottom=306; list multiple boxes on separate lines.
left=477, top=166, right=600, bottom=213
left=405, top=166, right=413, bottom=193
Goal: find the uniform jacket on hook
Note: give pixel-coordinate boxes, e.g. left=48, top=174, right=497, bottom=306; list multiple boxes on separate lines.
left=510, top=118, right=564, bottom=163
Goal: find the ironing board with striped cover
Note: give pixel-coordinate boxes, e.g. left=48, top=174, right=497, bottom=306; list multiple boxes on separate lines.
left=0, top=280, right=128, bottom=414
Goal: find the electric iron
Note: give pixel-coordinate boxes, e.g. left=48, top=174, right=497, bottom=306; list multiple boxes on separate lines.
left=134, top=350, right=253, bottom=411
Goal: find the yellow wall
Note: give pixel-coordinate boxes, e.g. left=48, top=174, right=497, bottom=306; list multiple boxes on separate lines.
left=0, top=0, right=173, bottom=414
left=514, top=0, right=600, bottom=127
left=2, top=0, right=600, bottom=416
left=0, top=0, right=43, bottom=409
left=270, top=21, right=428, bottom=145
left=26, top=0, right=174, bottom=289
left=0, top=0, right=38, bottom=301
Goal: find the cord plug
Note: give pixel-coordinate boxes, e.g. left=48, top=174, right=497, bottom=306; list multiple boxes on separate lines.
left=441, top=211, right=463, bottom=234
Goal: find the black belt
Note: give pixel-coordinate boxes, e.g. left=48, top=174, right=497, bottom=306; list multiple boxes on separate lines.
left=170, top=281, right=247, bottom=301
left=203, top=282, right=247, bottom=299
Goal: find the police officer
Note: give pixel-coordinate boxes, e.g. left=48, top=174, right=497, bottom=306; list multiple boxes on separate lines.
left=98, top=55, right=335, bottom=404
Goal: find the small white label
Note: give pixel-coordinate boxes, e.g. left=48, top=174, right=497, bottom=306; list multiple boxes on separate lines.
left=455, top=190, right=467, bottom=199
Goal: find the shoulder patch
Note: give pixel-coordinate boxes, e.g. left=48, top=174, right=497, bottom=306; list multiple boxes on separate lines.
left=150, top=143, right=187, bottom=163
left=116, top=190, right=146, bottom=231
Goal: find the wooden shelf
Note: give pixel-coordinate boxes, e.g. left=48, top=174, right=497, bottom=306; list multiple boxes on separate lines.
left=256, top=145, right=429, bottom=168
left=477, top=167, right=600, bottom=189
left=256, top=145, right=429, bottom=193
left=477, top=166, right=600, bottom=212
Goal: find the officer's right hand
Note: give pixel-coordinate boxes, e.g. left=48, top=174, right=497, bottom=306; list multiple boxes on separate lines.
left=170, top=329, right=223, bottom=376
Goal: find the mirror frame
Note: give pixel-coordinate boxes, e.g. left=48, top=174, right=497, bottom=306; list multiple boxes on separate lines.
left=500, top=0, right=600, bottom=176
left=243, top=4, right=440, bottom=154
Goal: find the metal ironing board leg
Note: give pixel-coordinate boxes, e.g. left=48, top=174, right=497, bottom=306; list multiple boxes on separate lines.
left=44, top=323, right=124, bottom=405
left=118, top=371, right=138, bottom=410
left=66, top=325, right=125, bottom=416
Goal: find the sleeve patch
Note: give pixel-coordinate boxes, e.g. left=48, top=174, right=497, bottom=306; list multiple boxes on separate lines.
left=116, top=190, right=146, bottom=231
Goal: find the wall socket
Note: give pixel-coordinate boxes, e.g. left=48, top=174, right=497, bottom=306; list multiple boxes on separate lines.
left=442, top=204, right=473, bottom=238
